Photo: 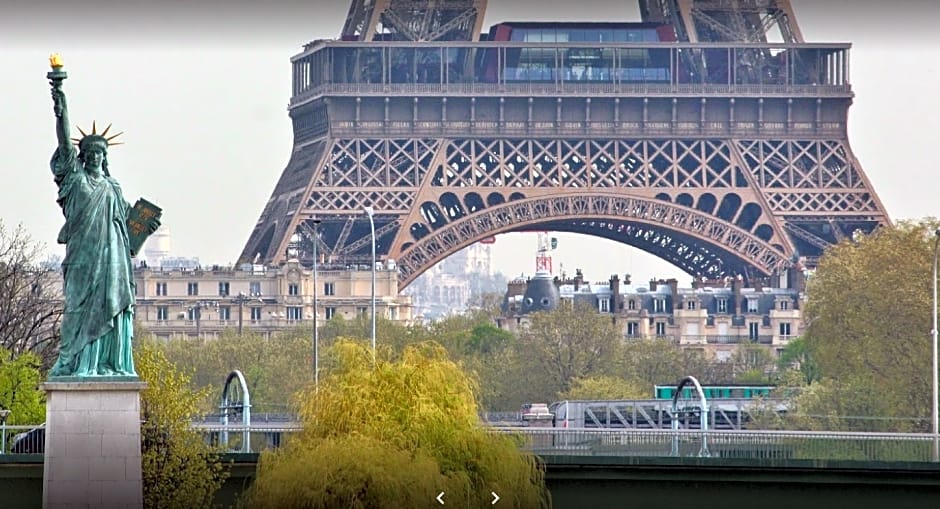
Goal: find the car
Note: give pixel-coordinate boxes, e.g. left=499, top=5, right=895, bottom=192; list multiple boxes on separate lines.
left=11, top=425, right=45, bottom=454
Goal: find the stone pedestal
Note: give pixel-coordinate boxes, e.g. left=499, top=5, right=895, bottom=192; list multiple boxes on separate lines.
left=42, top=381, right=146, bottom=509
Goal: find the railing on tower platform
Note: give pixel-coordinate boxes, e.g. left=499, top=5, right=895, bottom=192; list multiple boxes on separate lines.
left=290, top=41, right=852, bottom=103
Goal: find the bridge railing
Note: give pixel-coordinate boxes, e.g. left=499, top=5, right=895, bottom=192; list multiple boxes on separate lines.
left=4, top=423, right=936, bottom=463
left=491, top=428, right=938, bottom=462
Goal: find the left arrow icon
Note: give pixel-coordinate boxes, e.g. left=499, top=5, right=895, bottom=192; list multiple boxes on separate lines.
left=436, top=491, right=445, bottom=505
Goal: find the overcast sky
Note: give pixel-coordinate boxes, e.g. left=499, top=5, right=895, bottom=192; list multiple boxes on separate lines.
left=2, top=1, right=938, bottom=284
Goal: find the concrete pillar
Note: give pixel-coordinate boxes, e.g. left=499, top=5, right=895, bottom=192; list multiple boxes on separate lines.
left=42, top=381, right=146, bottom=509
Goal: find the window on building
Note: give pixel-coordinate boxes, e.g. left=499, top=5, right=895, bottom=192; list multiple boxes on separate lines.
left=716, top=298, right=727, bottom=313
left=357, top=307, right=368, bottom=316
left=626, top=322, right=639, bottom=337
left=287, top=306, right=302, bottom=321
left=156, top=306, right=168, bottom=321
left=628, top=299, right=636, bottom=310
left=653, top=299, right=665, bottom=313
left=325, top=307, right=336, bottom=319
left=250, top=307, right=262, bottom=322
left=187, top=282, right=199, bottom=296
left=324, top=282, right=335, bottom=296
left=655, top=322, right=666, bottom=336
left=218, top=282, right=230, bottom=297
left=686, top=300, right=696, bottom=310
left=249, top=281, right=262, bottom=295
left=219, top=306, right=231, bottom=321
left=288, top=283, right=299, bottom=296
left=156, top=282, right=167, bottom=296
left=188, top=308, right=198, bottom=321
left=599, top=298, right=609, bottom=312
left=747, top=299, right=759, bottom=313
left=779, top=300, right=789, bottom=310
left=748, top=322, right=759, bottom=340
left=779, top=322, right=791, bottom=337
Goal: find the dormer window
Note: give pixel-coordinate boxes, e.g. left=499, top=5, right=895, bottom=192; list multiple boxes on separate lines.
left=686, top=300, right=696, bottom=310
left=628, top=299, right=636, bottom=310
left=747, top=299, right=759, bottom=313
left=779, top=300, right=789, bottom=310
left=716, top=298, right=728, bottom=313
left=653, top=298, right=666, bottom=313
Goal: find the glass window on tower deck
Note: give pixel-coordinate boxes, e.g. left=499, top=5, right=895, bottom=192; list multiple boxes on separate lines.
left=289, top=38, right=851, bottom=97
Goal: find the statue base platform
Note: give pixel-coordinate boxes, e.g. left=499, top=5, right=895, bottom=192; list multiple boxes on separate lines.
left=41, top=381, right=147, bottom=509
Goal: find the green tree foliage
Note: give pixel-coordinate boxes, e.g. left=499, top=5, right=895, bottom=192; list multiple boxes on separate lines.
left=136, top=341, right=228, bottom=509
left=243, top=340, right=550, bottom=509
left=618, top=339, right=724, bottom=388
left=0, top=348, right=45, bottom=425
left=802, top=219, right=939, bottom=431
left=157, top=329, right=313, bottom=414
left=517, top=303, right=621, bottom=395
left=775, top=337, right=820, bottom=385
left=560, top=375, right=648, bottom=400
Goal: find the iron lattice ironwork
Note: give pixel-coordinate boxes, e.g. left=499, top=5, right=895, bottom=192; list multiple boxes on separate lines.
left=240, top=1, right=890, bottom=288
left=341, top=0, right=488, bottom=42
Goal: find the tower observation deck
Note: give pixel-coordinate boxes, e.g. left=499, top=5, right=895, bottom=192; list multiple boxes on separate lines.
left=239, top=0, right=889, bottom=288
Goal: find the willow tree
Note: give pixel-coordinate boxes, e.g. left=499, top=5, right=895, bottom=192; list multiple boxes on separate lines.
left=803, top=219, right=939, bottom=431
left=243, top=340, right=550, bottom=509
left=136, top=341, right=228, bottom=509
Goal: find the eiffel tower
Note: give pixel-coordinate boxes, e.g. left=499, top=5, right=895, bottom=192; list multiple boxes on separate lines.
left=239, top=0, right=889, bottom=288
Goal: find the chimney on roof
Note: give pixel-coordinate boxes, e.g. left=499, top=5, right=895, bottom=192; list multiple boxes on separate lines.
left=732, top=274, right=744, bottom=314
left=609, top=274, right=621, bottom=314
left=574, top=269, right=583, bottom=292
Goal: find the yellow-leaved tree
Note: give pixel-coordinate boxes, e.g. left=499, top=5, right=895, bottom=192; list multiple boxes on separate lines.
left=801, top=219, right=939, bottom=431
left=136, top=340, right=228, bottom=509
left=242, top=340, right=550, bottom=508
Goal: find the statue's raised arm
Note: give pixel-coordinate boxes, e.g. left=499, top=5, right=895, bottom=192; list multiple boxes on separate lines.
left=48, top=54, right=72, bottom=157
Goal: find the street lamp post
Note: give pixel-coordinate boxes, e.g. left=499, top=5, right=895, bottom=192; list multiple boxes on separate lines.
left=189, top=301, right=217, bottom=339
left=931, top=228, right=940, bottom=461
left=234, top=292, right=249, bottom=335
left=363, top=206, right=376, bottom=366
left=311, top=218, right=322, bottom=387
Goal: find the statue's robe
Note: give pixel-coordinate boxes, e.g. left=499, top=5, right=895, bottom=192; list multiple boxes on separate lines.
left=49, top=146, right=136, bottom=377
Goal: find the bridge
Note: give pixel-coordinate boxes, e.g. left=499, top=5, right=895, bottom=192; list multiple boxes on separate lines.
left=238, top=0, right=889, bottom=287
left=3, top=428, right=939, bottom=508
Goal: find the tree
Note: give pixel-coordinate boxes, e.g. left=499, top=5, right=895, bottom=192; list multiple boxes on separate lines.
left=803, top=219, right=938, bottom=431
left=515, top=303, right=622, bottom=395
left=242, top=340, right=550, bottom=508
left=618, top=339, right=711, bottom=388
left=0, top=221, right=62, bottom=368
left=561, top=375, right=649, bottom=400
left=730, top=344, right=776, bottom=383
left=776, top=337, right=820, bottom=384
left=157, top=329, right=314, bottom=415
left=0, top=348, right=45, bottom=425
left=136, top=341, right=228, bottom=509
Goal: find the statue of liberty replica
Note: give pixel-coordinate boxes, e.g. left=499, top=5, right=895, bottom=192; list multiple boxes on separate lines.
left=47, top=54, right=160, bottom=379
left=42, top=54, right=158, bottom=509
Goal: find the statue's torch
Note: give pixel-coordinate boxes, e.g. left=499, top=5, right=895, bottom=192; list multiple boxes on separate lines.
left=47, top=53, right=67, bottom=88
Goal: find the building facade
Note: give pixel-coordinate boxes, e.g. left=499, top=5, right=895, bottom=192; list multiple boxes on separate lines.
left=133, top=260, right=413, bottom=339
left=499, top=272, right=803, bottom=359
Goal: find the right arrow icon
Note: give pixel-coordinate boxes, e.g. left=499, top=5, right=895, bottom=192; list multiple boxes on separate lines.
left=491, top=491, right=500, bottom=505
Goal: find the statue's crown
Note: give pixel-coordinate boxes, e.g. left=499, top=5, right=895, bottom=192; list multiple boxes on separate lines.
left=72, top=121, right=123, bottom=151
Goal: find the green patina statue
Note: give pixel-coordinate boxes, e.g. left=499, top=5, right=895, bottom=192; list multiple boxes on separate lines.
left=47, top=54, right=160, bottom=379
